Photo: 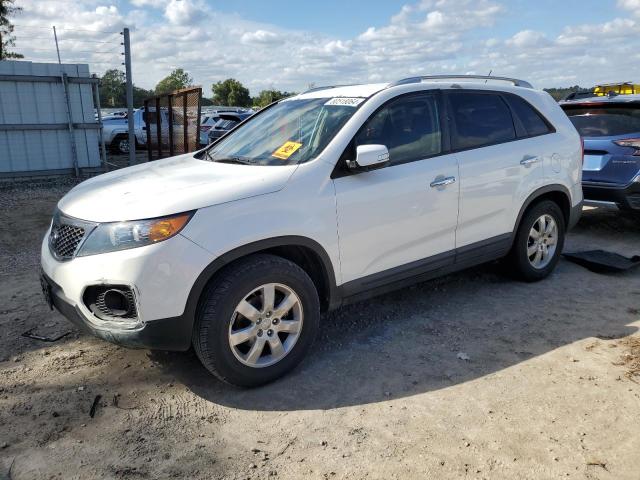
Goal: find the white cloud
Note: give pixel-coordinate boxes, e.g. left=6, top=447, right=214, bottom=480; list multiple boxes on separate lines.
left=130, top=0, right=167, bottom=7
left=9, top=0, right=640, bottom=94
left=240, top=30, right=283, bottom=45
left=618, top=0, right=640, bottom=16
left=506, top=30, right=549, bottom=48
left=164, top=0, right=203, bottom=26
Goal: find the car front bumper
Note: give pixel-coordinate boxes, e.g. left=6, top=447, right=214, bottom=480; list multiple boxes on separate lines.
left=582, top=176, right=640, bottom=210
left=40, top=229, right=215, bottom=351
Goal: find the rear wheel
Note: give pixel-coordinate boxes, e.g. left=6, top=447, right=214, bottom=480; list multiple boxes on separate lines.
left=193, top=254, right=320, bottom=387
left=509, top=200, right=565, bottom=281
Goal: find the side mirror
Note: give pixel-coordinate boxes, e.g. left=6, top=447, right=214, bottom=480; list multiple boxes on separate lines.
left=347, top=144, right=390, bottom=170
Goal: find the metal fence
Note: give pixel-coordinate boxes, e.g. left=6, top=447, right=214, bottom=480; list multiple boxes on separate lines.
left=143, top=87, right=202, bottom=162
left=0, top=61, right=103, bottom=177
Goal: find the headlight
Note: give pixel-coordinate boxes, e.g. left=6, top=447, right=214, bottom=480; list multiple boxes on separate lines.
left=77, top=211, right=194, bottom=256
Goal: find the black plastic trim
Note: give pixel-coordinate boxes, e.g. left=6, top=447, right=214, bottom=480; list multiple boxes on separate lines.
left=512, top=184, right=574, bottom=238
left=43, top=273, right=192, bottom=351
left=337, top=233, right=512, bottom=305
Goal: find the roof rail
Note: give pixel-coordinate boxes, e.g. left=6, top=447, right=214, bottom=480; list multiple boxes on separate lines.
left=389, top=75, right=533, bottom=89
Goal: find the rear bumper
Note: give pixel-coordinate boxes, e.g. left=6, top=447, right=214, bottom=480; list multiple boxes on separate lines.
left=582, top=178, right=640, bottom=210
left=42, top=272, right=192, bottom=350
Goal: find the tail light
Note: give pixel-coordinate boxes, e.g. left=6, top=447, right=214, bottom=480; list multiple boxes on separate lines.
left=200, top=125, right=212, bottom=132
left=613, top=138, right=640, bottom=155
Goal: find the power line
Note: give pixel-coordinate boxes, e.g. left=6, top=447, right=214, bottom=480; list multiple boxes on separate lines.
left=15, top=36, right=122, bottom=45
left=13, top=24, right=122, bottom=35
left=19, top=47, right=121, bottom=55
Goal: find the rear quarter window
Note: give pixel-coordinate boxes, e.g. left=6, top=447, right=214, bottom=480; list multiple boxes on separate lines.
left=507, top=95, right=553, bottom=137
left=563, top=104, right=640, bottom=137
left=448, top=92, right=516, bottom=150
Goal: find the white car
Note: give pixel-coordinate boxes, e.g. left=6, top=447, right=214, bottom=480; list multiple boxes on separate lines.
left=41, top=75, right=583, bottom=387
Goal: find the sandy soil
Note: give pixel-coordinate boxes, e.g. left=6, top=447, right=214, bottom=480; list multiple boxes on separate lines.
left=1, top=182, right=639, bottom=480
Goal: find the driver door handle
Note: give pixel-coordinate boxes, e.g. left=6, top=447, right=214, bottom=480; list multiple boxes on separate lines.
left=430, top=176, right=456, bottom=188
left=520, top=155, right=539, bottom=167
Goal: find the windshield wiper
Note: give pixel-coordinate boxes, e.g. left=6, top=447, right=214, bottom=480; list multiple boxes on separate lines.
left=214, top=156, right=254, bottom=165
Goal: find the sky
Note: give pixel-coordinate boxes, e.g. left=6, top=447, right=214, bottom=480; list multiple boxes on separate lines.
left=10, top=0, right=640, bottom=95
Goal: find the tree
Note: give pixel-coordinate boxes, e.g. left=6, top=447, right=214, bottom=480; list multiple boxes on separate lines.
left=98, top=69, right=153, bottom=107
left=253, top=89, right=295, bottom=108
left=0, top=0, right=23, bottom=60
left=99, top=69, right=126, bottom=107
left=132, top=85, right=154, bottom=107
left=155, top=68, right=194, bottom=95
left=543, top=85, right=586, bottom=101
left=212, top=78, right=251, bottom=107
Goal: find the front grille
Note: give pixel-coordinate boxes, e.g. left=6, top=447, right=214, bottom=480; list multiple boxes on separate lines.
left=48, top=212, right=94, bottom=260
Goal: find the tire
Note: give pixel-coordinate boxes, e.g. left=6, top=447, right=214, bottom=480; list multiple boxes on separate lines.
left=508, top=200, right=566, bottom=282
left=193, top=254, right=320, bottom=387
left=110, top=134, right=129, bottom=155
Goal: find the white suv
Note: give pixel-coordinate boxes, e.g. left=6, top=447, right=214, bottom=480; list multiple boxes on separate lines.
left=41, top=75, right=583, bottom=387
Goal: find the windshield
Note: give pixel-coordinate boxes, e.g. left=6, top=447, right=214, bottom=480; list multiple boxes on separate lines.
left=564, top=104, right=640, bottom=137
left=203, top=97, right=362, bottom=166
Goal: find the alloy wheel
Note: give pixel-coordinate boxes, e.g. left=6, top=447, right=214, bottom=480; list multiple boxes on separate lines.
left=527, top=214, right=558, bottom=269
left=228, top=283, right=303, bottom=368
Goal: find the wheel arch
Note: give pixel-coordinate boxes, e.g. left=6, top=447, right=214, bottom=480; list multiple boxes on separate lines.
left=182, top=236, right=339, bottom=342
left=512, top=184, right=572, bottom=246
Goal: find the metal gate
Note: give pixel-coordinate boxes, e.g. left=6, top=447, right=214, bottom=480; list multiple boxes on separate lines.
left=143, top=87, right=202, bottom=161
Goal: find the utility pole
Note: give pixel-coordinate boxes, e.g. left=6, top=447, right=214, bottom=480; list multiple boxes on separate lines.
left=53, top=26, right=79, bottom=178
left=122, top=27, right=135, bottom=165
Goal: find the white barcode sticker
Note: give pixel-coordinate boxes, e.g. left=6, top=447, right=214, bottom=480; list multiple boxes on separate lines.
left=324, top=97, right=365, bottom=107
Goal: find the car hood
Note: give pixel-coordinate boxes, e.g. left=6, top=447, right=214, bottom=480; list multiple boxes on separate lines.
left=58, top=153, right=298, bottom=222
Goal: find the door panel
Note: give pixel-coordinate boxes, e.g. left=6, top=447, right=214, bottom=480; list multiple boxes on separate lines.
left=446, top=90, right=544, bottom=248
left=334, top=154, right=459, bottom=283
left=455, top=142, right=543, bottom=247
left=334, top=92, right=459, bottom=284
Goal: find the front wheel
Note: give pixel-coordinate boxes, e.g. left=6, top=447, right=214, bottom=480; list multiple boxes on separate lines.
left=508, top=200, right=566, bottom=282
left=193, top=254, right=320, bottom=387
left=110, top=134, right=130, bottom=155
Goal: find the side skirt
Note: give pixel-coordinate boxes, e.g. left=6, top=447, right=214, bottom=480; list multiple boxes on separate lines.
left=336, top=233, right=512, bottom=307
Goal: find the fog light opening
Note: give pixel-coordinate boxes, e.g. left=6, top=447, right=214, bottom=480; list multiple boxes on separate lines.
left=102, top=289, right=130, bottom=317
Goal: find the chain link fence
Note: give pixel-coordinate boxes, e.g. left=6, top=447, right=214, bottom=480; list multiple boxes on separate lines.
left=143, top=87, right=202, bottom=162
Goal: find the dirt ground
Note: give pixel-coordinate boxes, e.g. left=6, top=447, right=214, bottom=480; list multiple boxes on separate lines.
left=1, top=181, right=639, bottom=480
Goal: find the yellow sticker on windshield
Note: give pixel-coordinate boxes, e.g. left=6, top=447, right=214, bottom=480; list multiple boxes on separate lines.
left=272, top=141, right=303, bottom=160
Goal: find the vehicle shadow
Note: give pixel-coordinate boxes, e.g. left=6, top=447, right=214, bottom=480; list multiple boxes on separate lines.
left=153, top=207, right=640, bottom=411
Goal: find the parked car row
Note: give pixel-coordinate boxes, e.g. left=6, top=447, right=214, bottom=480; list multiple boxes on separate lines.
left=199, top=108, right=254, bottom=146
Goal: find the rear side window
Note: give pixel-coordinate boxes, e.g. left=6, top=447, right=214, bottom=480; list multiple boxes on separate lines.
left=563, top=105, right=640, bottom=137
left=354, top=94, right=441, bottom=166
left=448, top=92, right=516, bottom=150
left=507, top=95, right=552, bottom=136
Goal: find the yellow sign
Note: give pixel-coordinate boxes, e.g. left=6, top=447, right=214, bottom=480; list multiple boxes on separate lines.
left=272, top=141, right=302, bottom=160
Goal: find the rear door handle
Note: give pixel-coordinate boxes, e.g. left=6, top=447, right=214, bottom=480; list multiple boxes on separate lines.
left=430, top=176, right=456, bottom=188
left=520, top=155, right=539, bottom=167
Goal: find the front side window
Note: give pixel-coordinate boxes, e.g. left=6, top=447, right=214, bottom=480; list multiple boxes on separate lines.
left=449, top=92, right=516, bottom=150
left=354, top=94, right=442, bottom=166
left=203, top=98, right=361, bottom=166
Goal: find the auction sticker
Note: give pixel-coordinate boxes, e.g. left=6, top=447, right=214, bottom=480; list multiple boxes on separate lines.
left=272, top=141, right=303, bottom=160
left=325, top=97, right=365, bottom=107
